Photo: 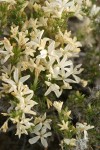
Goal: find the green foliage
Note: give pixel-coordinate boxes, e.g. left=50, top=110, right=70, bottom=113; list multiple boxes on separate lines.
left=66, top=89, right=100, bottom=149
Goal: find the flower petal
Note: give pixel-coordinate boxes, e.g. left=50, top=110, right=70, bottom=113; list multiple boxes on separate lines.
left=43, top=132, right=52, bottom=138
left=29, top=136, right=40, bottom=144
left=14, top=68, right=19, bottom=83
left=33, top=123, right=42, bottom=133
left=41, top=137, right=48, bottom=148
left=19, top=75, right=30, bottom=83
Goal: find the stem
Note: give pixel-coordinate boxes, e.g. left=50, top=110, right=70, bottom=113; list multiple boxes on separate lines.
left=33, top=75, right=38, bottom=91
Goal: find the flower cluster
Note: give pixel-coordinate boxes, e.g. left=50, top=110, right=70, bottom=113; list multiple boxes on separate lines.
left=0, top=0, right=99, bottom=149
left=54, top=101, right=94, bottom=149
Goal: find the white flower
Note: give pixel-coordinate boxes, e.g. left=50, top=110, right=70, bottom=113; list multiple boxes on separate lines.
left=22, top=18, right=39, bottom=31
left=15, top=93, right=37, bottom=115
left=56, top=29, right=81, bottom=58
left=43, top=0, right=76, bottom=18
left=90, top=5, right=100, bottom=16
left=62, top=64, right=83, bottom=84
left=38, top=41, right=59, bottom=64
left=39, top=49, right=47, bottom=58
left=52, top=56, right=72, bottom=78
left=76, top=122, right=94, bottom=132
left=64, top=138, right=76, bottom=146
left=45, top=81, right=62, bottom=97
left=2, top=68, right=31, bottom=96
left=15, top=114, right=34, bottom=138
left=29, top=123, right=52, bottom=148
left=39, top=17, right=48, bottom=27
left=0, top=38, right=14, bottom=63
left=48, top=60, right=83, bottom=91
left=53, top=101, right=63, bottom=113
left=33, top=3, right=41, bottom=11
left=11, top=26, right=19, bottom=38
left=76, top=122, right=94, bottom=140
left=15, top=31, right=29, bottom=47
left=24, top=46, right=35, bottom=57
left=58, top=120, right=69, bottom=130
left=63, top=109, right=71, bottom=118
left=56, top=29, right=72, bottom=44
left=30, top=30, right=44, bottom=49
left=1, top=64, right=14, bottom=77
left=0, top=119, right=9, bottom=132
left=34, top=113, right=52, bottom=130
